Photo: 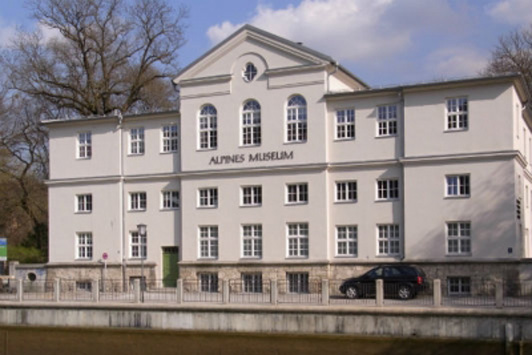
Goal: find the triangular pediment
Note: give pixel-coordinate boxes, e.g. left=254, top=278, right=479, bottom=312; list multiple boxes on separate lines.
left=173, top=25, right=333, bottom=84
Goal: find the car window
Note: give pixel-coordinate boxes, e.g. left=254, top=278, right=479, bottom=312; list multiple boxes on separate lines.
left=384, top=267, right=401, bottom=277
left=367, top=267, right=383, bottom=278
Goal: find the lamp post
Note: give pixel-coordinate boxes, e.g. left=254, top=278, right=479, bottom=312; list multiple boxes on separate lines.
left=137, top=223, right=147, bottom=302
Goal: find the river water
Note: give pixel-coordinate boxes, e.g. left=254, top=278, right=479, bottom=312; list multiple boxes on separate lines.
left=0, top=326, right=519, bottom=355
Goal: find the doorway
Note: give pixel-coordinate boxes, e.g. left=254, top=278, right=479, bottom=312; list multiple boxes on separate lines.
left=162, top=247, right=179, bottom=287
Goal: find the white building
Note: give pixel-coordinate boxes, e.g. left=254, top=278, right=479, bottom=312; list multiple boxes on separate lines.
left=44, top=25, right=532, bottom=290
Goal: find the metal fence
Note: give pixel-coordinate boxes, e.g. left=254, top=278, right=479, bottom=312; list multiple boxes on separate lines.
left=4, top=278, right=532, bottom=309
left=182, top=279, right=222, bottom=303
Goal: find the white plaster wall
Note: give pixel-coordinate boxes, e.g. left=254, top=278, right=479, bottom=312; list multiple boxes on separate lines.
left=180, top=170, right=328, bottom=263
left=404, top=83, right=514, bottom=157
left=326, top=94, right=402, bottom=163
left=328, top=165, right=403, bottom=261
left=49, top=120, right=119, bottom=180
left=403, top=159, right=517, bottom=260
left=48, top=182, right=121, bottom=263
left=122, top=115, right=181, bottom=176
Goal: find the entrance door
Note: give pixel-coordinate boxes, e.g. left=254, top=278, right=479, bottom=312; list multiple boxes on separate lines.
left=162, top=247, right=179, bottom=287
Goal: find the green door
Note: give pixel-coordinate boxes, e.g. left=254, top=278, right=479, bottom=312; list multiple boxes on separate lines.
left=162, top=247, right=179, bottom=287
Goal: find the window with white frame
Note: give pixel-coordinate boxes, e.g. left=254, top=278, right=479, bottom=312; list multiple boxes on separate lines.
left=242, top=100, right=261, bottom=146
left=377, top=105, right=397, bottom=136
left=241, top=186, right=262, bottom=206
left=446, top=175, right=470, bottom=197
left=162, top=124, right=178, bottom=152
left=76, top=281, right=92, bottom=291
left=130, top=127, right=145, bottom=155
left=446, top=97, right=468, bottom=130
left=242, top=273, right=262, bottom=293
left=242, top=224, right=262, bottom=258
left=199, top=226, right=218, bottom=259
left=198, top=188, right=218, bottom=208
left=129, top=192, right=147, bottom=211
left=447, top=277, right=471, bottom=295
left=336, top=108, right=355, bottom=140
left=76, top=194, right=92, bottom=213
left=76, top=232, right=93, bottom=259
left=199, top=105, right=217, bottom=149
left=242, top=63, right=258, bottom=82
left=286, top=95, right=307, bottom=142
left=336, top=226, right=357, bottom=256
left=161, top=190, right=179, bottom=210
left=447, top=222, right=471, bottom=255
left=286, top=183, right=308, bottom=204
left=199, top=273, right=218, bottom=292
left=377, top=179, right=399, bottom=200
left=130, top=231, right=147, bottom=258
left=287, top=272, right=309, bottom=293
left=287, top=223, right=309, bottom=257
left=77, top=132, right=92, bottom=159
left=377, top=224, right=400, bottom=256
left=336, top=181, right=357, bottom=202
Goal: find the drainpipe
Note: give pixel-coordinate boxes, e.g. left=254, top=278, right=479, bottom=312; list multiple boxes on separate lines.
left=398, top=90, right=406, bottom=261
left=116, top=110, right=126, bottom=287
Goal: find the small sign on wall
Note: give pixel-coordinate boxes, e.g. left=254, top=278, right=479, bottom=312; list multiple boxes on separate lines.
left=0, top=239, right=7, bottom=261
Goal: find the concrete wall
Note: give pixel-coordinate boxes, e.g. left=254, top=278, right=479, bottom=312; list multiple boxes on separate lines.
left=0, top=304, right=530, bottom=341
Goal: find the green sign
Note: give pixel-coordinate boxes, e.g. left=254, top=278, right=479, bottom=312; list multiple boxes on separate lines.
left=0, top=238, right=6, bottom=261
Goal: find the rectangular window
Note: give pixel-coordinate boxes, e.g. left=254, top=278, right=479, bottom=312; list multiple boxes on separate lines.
left=377, top=224, right=400, bottom=256
left=446, top=97, right=468, bottom=130
left=161, top=190, right=179, bottom=210
left=377, top=179, right=399, bottom=200
left=129, top=192, right=147, bottom=211
left=447, top=222, right=471, bottom=255
left=241, top=186, right=262, bottom=206
left=76, top=194, right=92, bottom=213
left=199, top=116, right=217, bottom=149
left=377, top=105, right=397, bottom=137
left=76, top=232, right=93, bottom=259
left=76, top=281, right=92, bottom=292
left=130, top=231, right=147, bottom=258
left=199, top=273, right=218, bottom=293
left=242, top=224, right=262, bottom=258
left=199, top=226, right=218, bottom=258
left=242, top=273, right=263, bottom=293
left=162, top=125, right=179, bottom=152
left=286, top=183, right=308, bottom=204
left=198, top=188, right=218, bottom=208
left=78, top=132, right=92, bottom=159
left=336, top=109, right=355, bottom=140
left=517, top=199, right=521, bottom=220
left=287, top=223, right=309, bottom=257
left=287, top=273, right=309, bottom=293
left=448, top=277, right=471, bottom=295
left=336, top=226, right=357, bottom=256
left=336, top=181, right=357, bottom=202
left=130, top=127, right=145, bottom=155
left=446, top=175, right=470, bottom=197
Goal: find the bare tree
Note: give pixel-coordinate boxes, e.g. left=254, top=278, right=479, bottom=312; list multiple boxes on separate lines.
left=3, top=0, right=187, bottom=117
left=485, top=24, right=532, bottom=96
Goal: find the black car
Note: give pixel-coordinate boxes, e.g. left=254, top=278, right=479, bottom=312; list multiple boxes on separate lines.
left=339, top=265, right=426, bottom=300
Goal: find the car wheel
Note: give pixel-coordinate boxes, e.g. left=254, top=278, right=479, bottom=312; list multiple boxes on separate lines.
left=397, top=284, right=413, bottom=300
left=345, top=286, right=359, bottom=299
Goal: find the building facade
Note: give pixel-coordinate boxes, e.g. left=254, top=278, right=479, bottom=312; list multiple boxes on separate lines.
left=44, top=25, right=532, bottom=291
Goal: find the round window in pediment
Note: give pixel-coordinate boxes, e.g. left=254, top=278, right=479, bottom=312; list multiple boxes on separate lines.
left=243, top=63, right=258, bottom=82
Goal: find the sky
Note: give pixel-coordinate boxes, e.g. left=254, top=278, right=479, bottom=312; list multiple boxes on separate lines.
left=0, top=0, right=531, bottom=87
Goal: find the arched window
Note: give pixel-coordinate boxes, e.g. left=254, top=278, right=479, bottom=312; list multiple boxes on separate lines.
left=199, top=105, right=217, bottom=149
left=242, top=100, right=261, bottom=146
left=286, top=95, right=307, bottom=142
left=243, top=63, right=258, bottom=82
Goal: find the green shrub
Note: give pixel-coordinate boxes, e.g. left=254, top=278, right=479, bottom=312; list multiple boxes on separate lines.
left=8, top=246, right=47, bottom=263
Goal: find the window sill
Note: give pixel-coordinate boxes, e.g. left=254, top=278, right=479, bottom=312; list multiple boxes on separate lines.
left=446, top=253, right=472, bottom=257
left=160, top=207, right=180, bottom=211
left=334, top=200, right=357, bottom=204
left=196, top=148, right=217, bottom=152
left=375, top=254, right=401, bottom=258
left=444, top=128, right=468, bottom=133
left=285, top=202, right=309, bottom=206
left=76, top=157, right=91, bottom=160
left=239, top=144, right=261, bottom=149
left=375, top=134, right=397, bottom=139
left=334, top=255, right=358, bottom=258
left=240, top=257, right=262, bottom=260
left=74, top=258, right=93, bottom=261
left=128, top=209, right=147, bottom=213
left=374, top=198, right=399, bottom=203
left=285, top=256, right=309, bottom=260
left=444, top=196, right=470, bottom=200
left=127, top=153, right=145, bottom=157
left=334, top=137, right=355, bottom=142
left=284, top=140, right=307, bottom=145
left=198, top=257, right=218, bottom=261
left=197, top=206, right=218, bottom=209
left=160, top=150, right=178, bottom=155
left=240, top=204, right=262, bottom=208
left=74, top=211, right=92, bottom=214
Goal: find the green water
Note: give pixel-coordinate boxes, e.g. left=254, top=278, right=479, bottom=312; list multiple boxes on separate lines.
left=0, top=326, right=524, bottom=355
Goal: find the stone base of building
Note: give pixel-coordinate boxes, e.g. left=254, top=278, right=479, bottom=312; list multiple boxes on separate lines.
left=44, top=262, right=157, bottom=283
left=178, top=260, right=532, bottom=282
